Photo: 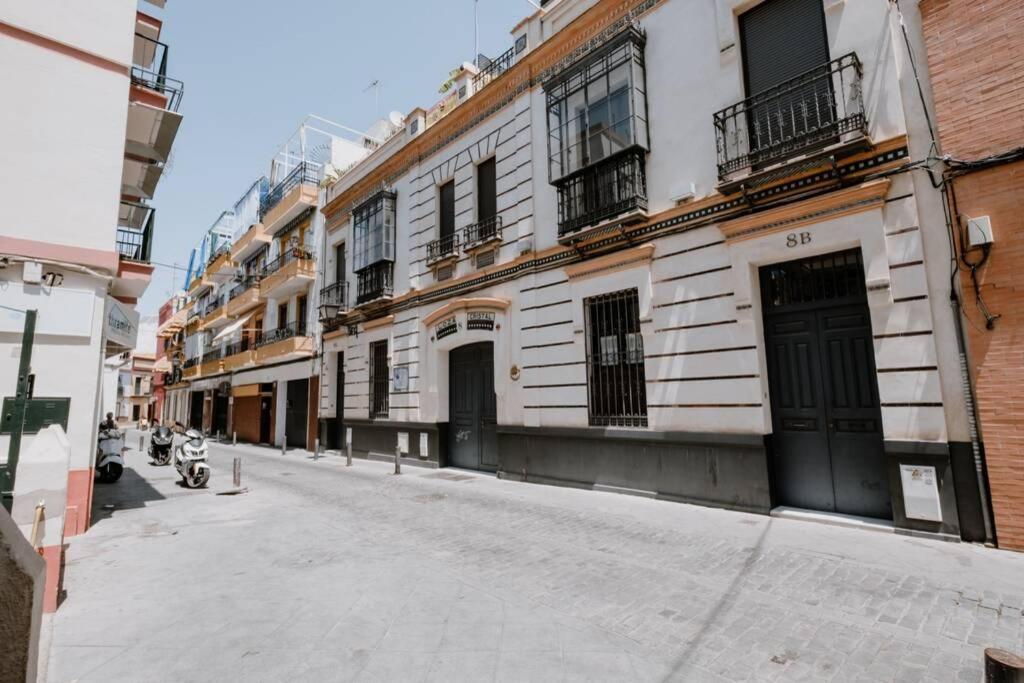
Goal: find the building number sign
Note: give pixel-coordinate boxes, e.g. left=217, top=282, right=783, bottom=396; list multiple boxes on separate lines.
left=786, top=231, right=812, bottom=248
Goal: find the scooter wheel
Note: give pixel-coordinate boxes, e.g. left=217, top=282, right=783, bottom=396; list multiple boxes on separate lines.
left=98, top=463, right=123, bottom=483
left=185, top=468, right=209, bottom=489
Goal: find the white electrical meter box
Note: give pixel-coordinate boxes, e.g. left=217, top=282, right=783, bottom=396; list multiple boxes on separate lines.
left=23, top=261, right=43, bottom=284
left=967, top=215, right=994, bottom=247
left=899, top=465, right=942, bottom=522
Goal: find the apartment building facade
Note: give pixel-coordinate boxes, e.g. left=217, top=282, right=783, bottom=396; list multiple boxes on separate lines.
left=918, top=0, right=1024, bottom=550
left=316, top=0, right=992, bottom=542
left=0, top=0, right=182, bottom=607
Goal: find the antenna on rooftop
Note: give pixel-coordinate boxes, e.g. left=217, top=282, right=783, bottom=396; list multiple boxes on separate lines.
left=364, top=80, right=381, bottom=119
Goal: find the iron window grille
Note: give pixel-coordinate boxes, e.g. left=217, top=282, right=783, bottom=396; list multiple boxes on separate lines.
left=356, top=261, right=394, bottom=305
left=353, top=191, right=396, bottom=272
left=427, top=232, right=460, bottom=265
left=760, top=249, right=866, bottom=311
left=556, top=148, right=648, bottom=237
left=131, top=33, right=184, bottom=112
left=714, top=53, right=866, bottom=179
left=545, top=26, right=649, bottom=183
left=260, top=161, right=320, bottom=218
left=584, top=288, right=648, bottom=427
left=369, top=340, right=390, bottom=419
left=473, top=46, right=516, bottom=91
left=463, top=215, right=503, bottom=248
left=255, top=320, right=307, bottom=348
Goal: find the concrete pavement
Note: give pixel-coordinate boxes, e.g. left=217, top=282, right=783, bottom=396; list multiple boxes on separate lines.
left=45, top=432, right=1024, bottom=681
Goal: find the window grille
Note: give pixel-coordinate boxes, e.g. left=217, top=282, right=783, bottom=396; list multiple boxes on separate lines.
left=369, top=340, right=390, bottom=419
left=760, top=249, right=865, bottom=310
left=584, top=288, right=647, bottom=426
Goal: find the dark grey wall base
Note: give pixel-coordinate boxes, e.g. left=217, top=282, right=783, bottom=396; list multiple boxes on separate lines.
left=365, top=452, right=439, bottom=469
left=884, top=440, right=962, bottom=539
left=496, top=426, right=773, bottom=514
left=347, top=419, right=441, bottom=464
left=948, top=441, right=989, bottom=543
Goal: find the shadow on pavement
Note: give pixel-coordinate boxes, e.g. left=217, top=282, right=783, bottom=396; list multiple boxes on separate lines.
left=90, top=465, right=167, bottom=526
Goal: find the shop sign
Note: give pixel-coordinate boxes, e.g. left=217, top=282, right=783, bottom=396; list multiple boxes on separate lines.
left=435, top=316, right=459, bottom=340
left=466, top=311, right=495, bottom=331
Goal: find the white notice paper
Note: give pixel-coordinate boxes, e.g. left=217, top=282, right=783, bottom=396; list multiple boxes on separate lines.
left=398, top=432, right=409, bottom=454
left=419, top=433, right=429, bottom=458
left=899, top=464, right=942, bottom=522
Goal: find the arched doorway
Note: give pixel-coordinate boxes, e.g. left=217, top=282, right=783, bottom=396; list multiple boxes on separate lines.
left=448, top=342, right=497, bottom=471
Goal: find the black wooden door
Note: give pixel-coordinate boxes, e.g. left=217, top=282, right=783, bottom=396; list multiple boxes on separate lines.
left=762, top=250, right=890, bottom=520
left=259, top=396, right=272, bottom=444
left=285, top=378, right=308, bottom=448
left=448, top=343, right=497, bottom=471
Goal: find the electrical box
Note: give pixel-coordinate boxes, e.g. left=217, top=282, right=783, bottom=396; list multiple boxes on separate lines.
left=1, top=397, right=71, bottom=434
left=22, top=261, right=43, bottom=284
left=967, top=215, right=994, bottom=247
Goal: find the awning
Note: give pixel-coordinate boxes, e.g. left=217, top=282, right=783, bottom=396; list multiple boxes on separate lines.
left=211, top=313, right=252, bottom=344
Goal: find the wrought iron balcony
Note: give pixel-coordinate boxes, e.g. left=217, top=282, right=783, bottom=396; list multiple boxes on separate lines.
left=203, top=299, right=222, bottom=316
left=463, top=215, right=502, bottom=249
left=319, top=282, right=349, bottom=321
left=555, top=149, right=648, bottom=238
left=356, top=262, right=394, bottom=305
left=131, top=33, right=183, bottom=112
left=256, top=321, right=308, bottom=348
left=714, top=53, right=866, bottom=180
left=426, top=233, right=460, bottom=265
left=260, top=162, right=319, bottom=219
left=473, top=46, right=515, bottom=91
left=229, top=275, right=260, bottom=301
left=182, top=356, right=201, bottom=370
left=261, top=247, right=313, bottom=278
left=221, top=339, right=252, bottom=357
left=115, top=202, right=155, bottom=263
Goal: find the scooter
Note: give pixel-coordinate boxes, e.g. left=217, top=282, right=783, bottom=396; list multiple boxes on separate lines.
left=149, top=425, right=174, bottom=466
left=174, top=426, right=211, bottom=488
left=96, top=428, right=125, bottom=483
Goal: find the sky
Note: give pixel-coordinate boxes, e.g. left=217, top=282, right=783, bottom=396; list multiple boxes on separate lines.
left=141, top=0, right=534, bottom=315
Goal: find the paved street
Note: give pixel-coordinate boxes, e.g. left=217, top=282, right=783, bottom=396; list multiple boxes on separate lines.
left=45, top=432, right=1024, bottom=682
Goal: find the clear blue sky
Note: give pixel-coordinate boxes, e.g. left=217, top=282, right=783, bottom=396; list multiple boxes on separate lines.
left=142, top=0, right=532, bottom=314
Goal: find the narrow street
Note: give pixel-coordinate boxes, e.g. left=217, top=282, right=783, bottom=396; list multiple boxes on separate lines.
left=46, top=433, right=1024, bottom=682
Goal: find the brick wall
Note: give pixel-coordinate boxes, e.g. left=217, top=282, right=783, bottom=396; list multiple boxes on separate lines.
left=921, top=0, right=1024, bottom=159
left=951, top=163, right=1024, bottom=551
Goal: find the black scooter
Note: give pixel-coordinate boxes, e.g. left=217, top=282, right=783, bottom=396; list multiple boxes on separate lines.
left=149, top=425, right=174, bottom=466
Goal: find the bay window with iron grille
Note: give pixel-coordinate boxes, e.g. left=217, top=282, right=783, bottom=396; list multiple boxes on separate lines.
left=353, top=191, right=396, bottom=304
left=545, top=26, right=649, bottom=238
left=368, top=340, right=390, bottom=419
left=584, top=289, right=648, bottom=427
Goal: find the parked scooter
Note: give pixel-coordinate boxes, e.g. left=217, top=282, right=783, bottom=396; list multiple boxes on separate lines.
left=149, top=424, right=174, bottom=466
left=96, top=426, right=125, bottom=483
left=174, top=424, right=211, bottom=488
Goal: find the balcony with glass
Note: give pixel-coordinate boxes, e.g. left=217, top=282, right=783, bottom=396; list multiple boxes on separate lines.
left=353, top=192, right=396, bottom=305
left=546, top=27, right=649, bottom=241
left=713, top=53, right=867, bottom=190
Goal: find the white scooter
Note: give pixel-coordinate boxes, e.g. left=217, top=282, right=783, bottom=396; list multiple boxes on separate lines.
left=96, top=428, right=125, bottom=483
left=174, top=426, right=211, bottom=488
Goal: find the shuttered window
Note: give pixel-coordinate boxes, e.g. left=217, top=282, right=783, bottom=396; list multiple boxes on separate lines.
left=476, top=157, right=497, bottom=222
left=439, top=180, right=455, bottom=239
left=740, top=0, right=829, bottom=96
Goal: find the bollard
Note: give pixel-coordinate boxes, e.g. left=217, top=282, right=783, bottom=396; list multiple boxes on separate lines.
left=138, top=434, right=144, bottom=452
left=233, top=457, right=241, bottom=488
left=394, top=443, right=401, bottom=475
left=216, top=429, right=221, bottom=443
left=346, top=440, right=352, bottom=467
left=281, top=436, right=287, bottom=455
left=233, top=431, right=237, bottom=446
left=985, top=648, right=1024, bottom=682
left=314, top=438, right=320, bottom=461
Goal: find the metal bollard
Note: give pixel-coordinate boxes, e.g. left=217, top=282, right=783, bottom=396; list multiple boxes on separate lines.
left=313, top=438, right=320, bottom=461
left=216, top=429, right=221, bottom=443
left=346, top=440, right=352, bottom=467
left=233, top=431, right=237, bottom=446
left=394, top=443, right=401, bottom=475
left=985, top=648, right=1024, bottom=682
left=281, top=436, right=287, bottom=455
left=233, top=457, right=241, bottom=488
left=138, top=435, right=144, bottom=452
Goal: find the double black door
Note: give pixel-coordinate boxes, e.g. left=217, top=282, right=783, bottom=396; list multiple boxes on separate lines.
left=762, top=250, right=890, bottom=520
left=448, top=343, right=497, bottom=471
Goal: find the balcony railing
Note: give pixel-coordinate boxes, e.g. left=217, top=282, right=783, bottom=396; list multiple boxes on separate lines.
left=182, top=356, right=201, bottom=370
left=131, top=33, right=183, bottom=112
left=356, top=262, right=394, bottom=305
left=319, top=282, right=349, bottom=320
left=714, top=53, right=866, bottom=180
left=473, top=46, right=515, bottom=91
left=261, top=247, right=313, bottom=278
left=256, top=321, right=308, bottom=348
left=555, top=149, right=648, bottom=238
left=203, top=299, right=222, bottom=316
left=426, top=233, right=460, bottom=264
left=206, top=244, right=231, bottom=267
left=115, top=203, right=155, bottom=263
left=221, top=339, right=252, bottom=357
left=463, top=215, right=502, bottom=249
left=260, top=161, right=319, bottom=219
left=229, top=275, right=260, bottom=300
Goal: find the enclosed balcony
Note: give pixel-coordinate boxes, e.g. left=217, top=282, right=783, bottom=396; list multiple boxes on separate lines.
left=318, top=282, right=349, bottom=323
left=259, top=248, right=315, bottom=299
left=260, top=162, right=319, bottom=233
left=555, top=149, right=648, bottom=239
left=255, top=321, right=313, bottom=363
left=714, top=53, right=868, bottom=188
left=356, top=262, right=394, bottom=305
left=426, top=233, right=460, bottom=267
left=226, top=276, right=262, bottom=318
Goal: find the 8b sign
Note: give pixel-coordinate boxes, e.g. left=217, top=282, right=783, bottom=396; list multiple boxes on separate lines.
left=786, top=232, right=812, bottom=248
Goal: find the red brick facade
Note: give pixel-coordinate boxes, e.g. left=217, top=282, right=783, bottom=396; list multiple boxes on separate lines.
left=921, top=0, right=1024, bottom=550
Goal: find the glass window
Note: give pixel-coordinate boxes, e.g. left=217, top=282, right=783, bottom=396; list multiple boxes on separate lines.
left=545, top=28, right=648, bottom=182
left=353, top=191, right=396, bottom=272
